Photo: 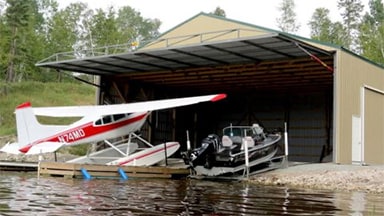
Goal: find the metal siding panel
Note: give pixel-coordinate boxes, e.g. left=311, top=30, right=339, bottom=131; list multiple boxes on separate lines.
left=288, top=93, right=329, bottom=162
left=364, top=89, right=384, bottom=164
left=336, top=50, right=384, bottom=164
left=213, top=92, right=332, bottom=163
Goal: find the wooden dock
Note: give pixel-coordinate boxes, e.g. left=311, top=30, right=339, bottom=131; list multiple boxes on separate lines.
left=0, top=161, right=38, bottom=172
left=38, top=160, right=190, bottom=179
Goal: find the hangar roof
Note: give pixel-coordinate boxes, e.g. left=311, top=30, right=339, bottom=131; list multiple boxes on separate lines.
left=36, top=32, right=334, bottom=92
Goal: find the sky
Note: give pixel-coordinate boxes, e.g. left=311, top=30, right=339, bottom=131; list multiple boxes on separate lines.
left=57, top=0, right=370, bottom=38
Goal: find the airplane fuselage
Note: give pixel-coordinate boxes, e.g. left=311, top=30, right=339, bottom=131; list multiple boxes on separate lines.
left=19, top=111, right=149, bottom=153
left=0, top=93, right=226, bottom=155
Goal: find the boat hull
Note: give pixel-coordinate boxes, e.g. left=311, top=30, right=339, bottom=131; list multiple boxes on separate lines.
left=182, top=124, right=282, bottom=177
left=194, top=147, right=279, bottom=176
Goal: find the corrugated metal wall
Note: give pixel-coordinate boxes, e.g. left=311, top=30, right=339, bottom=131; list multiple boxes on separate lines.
left=289, top=93, right=332, bottom=162
left=102, top=78, right=333, bottom=162
left=190, top=92, right=333, bottom=162
left=335, top=50, right=384, bottom=164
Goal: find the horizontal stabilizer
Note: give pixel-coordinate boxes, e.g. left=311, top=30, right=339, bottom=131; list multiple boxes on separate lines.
left=25, top=142, right=65, bottom=155
left=0, top=142, right=21, bottom=155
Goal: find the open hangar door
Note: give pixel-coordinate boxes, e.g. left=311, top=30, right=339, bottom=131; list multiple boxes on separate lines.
left=37, top=33, right=335, bottom=162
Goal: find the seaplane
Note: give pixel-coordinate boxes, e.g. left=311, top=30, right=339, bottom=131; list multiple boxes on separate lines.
left=0, top=93, right=226, bottom=166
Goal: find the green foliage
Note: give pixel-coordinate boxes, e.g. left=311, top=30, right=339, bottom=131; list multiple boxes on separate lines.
left=211, top=7, right=226, bottom=17
left=359, top=0, right=384, bottom=64
left=0, top=81, right=96, bottom=135
left=0, top=0, right=161, bottom=83
left=4, top=0, right=32, bottom=82
left=66, top=144, right=89, bottom=156
left=308, top=8, right=348, bottom=46
left=337, top=0, right=364, bottom=51
left=276, top=0, right=300, bottom=33
left=308, top=0, right=384, bottom=65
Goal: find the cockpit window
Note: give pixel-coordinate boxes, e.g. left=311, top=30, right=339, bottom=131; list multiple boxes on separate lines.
left=113, top=114, right=125, bottom=121
left=95, top=119, right=102, bottom=125
left=94, top=113, right=131, bottom=126
left=102, top=115, right=112, bottom=124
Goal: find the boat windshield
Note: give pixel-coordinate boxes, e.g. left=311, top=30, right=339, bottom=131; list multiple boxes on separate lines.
left=223, top=126, right=254, bottom=137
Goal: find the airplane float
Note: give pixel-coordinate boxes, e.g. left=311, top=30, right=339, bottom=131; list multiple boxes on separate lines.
left=0, top=93, right=226, bottom=166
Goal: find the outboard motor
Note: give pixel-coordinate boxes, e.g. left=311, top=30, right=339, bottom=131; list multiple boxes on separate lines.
left=182, top=134, right=221, bottom=169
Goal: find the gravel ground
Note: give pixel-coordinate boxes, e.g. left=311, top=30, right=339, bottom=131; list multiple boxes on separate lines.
left=250, top=162, right=384, bottom=194
left=0, top=151, right=78, bottom=163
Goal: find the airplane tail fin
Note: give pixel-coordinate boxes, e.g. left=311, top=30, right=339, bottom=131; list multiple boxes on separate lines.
left=1, top=102, right=69, bottom=154
left=14, top=102, right=43, bottom=147
left=1, top=102, right=48, bottom=154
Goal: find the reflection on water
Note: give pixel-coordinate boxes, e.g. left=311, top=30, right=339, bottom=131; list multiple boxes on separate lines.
left=0, top=172, right=383, bottom=215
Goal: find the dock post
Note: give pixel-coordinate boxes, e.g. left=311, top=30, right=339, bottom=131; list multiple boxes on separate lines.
left=163, top=141, right=168, bottom=166
left=118, top=167, right=128, bottom=180
left=243, top=130, right=249, bottom=179
left=284, top=122, right=289, bottom=168
left=80, top=168, right=92, bottom=180
left=186, top=130, right=191, bottom=150
left=37, top=151, right=43, bottom=180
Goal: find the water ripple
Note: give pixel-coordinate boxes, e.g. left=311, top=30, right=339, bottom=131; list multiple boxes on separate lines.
left=0, top=172, right=383, bottom=215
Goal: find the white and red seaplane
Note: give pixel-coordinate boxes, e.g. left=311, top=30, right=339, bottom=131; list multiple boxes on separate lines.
left=0, top=94, right=226, bottom=166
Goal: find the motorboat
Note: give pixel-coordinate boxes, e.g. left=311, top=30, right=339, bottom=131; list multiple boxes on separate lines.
left=182, top=123, right=282, bottom=177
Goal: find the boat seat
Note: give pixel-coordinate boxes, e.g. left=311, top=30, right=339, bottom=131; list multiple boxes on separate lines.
left=241, top=136, right=255, bottom=150
left=222, top=135, right=233, bottom=147
left=229, top=136, right=242, bottom=145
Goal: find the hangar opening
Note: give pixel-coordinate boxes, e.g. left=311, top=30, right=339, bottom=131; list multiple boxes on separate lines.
left=37, top=29, right=335, bottom=163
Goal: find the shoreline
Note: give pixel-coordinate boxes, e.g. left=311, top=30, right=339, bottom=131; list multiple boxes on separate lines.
left=1, top=146, right=384, bottom=194
left=249, top=162, right=384, bottom=194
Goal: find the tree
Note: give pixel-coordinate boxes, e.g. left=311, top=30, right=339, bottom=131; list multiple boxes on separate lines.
left=43, top=2, right=89, bottom=81
left=211, top=7, right=226, bottom=17
left=115, top=6, right=160, bottom=46
left=308, top=8, right=347, bottom=46
left=88, top=5, right=161, bottom=53
left=4, top=0, right=31, bottom=82
left=337, top=0, right=364, bottom=51
left=309, top=8, right=332, bottom=40
left=89, top=7, right=119, bottom=48
left=359, top=0, right=384, bottom=64
left=276, top=0, right=300, bottom=33
left=0, top=1, right=162, bottom=82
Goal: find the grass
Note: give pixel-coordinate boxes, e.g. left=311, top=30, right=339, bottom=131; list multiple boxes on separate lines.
left=0, top=81, right=96, bottom=155
left=0, top=81, right=96, bottom=136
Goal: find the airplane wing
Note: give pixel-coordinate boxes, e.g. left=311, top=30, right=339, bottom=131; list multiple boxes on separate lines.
left=32, top=93, right=226, bottom=117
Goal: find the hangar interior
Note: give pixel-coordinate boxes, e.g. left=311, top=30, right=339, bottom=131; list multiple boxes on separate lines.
left=37, top=18, right=336, bottom=163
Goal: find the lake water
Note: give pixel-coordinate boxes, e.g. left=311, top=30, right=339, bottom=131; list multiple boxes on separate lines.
left=0, top=172, right=383, bottom=216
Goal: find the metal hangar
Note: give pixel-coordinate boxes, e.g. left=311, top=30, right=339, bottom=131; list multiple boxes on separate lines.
left=37, top=13, right=384, bottom=165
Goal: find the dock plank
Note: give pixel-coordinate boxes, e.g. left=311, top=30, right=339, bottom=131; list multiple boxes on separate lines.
left=38, top=161, right=189, bottom=179
left=0, top=161, right=38, bottom=171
